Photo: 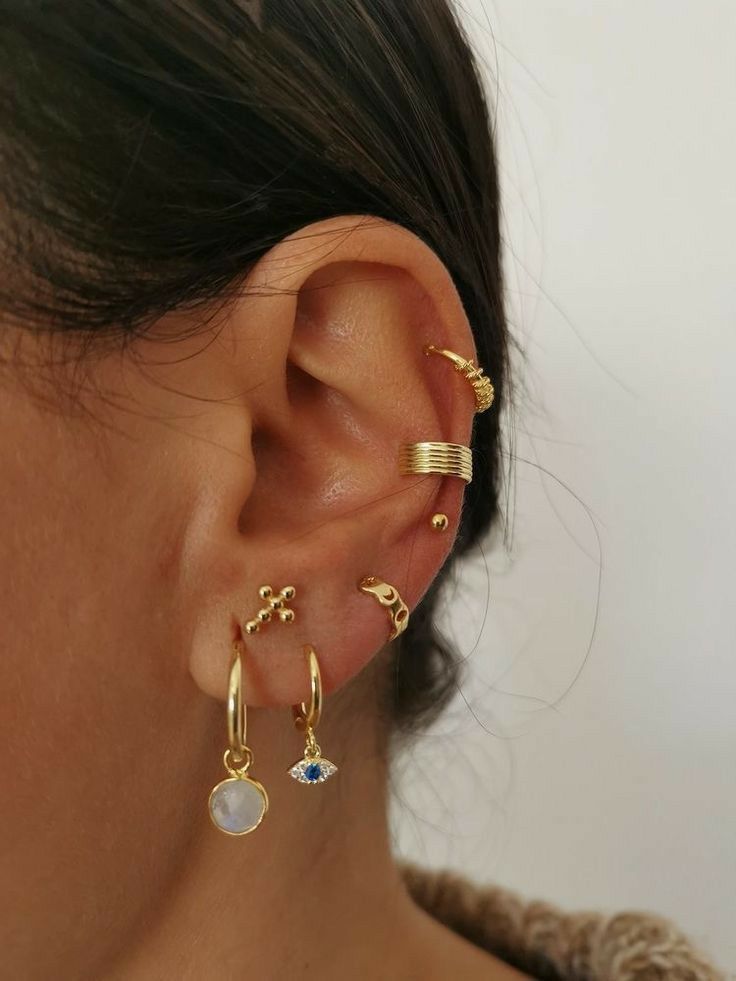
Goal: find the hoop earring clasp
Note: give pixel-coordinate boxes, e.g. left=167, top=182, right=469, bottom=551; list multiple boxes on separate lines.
left=292, top=644, right=322, bottom=733
left=227, top=643, right=248, bottom=764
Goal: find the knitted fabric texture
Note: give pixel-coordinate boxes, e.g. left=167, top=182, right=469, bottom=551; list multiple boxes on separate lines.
left=399, top=862, right=725, bottom=981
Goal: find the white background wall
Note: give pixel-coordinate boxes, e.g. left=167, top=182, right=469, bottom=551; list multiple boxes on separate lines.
left=393, top=2, right=736, bottom=970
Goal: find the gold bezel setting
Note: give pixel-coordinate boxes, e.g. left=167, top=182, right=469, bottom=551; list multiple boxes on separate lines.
left=208, top=774, right=269, bottom=836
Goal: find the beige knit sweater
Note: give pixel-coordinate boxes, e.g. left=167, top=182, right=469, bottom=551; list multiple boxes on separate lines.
left=399, top=862, right=726, bottom=980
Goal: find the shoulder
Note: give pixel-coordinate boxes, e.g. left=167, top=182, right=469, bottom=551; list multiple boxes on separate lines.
left=398, top=860, right=725, bottom=981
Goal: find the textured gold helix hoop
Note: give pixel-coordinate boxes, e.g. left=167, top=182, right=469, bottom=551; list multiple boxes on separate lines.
left=244, top=584, right=296, bottom=635
left=208, top=638, right=269, bottom=836
left=288, top=645, right=338, bottom=785
left=424, top=344, right=495, bottom=413
left=399, top=441, right=473, bottom=483
left=358, top=576, right=410, bottom=641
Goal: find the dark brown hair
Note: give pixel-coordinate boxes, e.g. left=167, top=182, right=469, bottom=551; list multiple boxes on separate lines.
left=0, top=0, right=510, bottom=731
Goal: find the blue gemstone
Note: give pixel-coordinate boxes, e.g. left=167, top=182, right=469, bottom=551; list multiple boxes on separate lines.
left=305, top=763, right=322, bottom=782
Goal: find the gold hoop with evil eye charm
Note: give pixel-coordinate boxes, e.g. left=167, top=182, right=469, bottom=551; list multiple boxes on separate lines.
left=288, top=645, right=338, bottom=786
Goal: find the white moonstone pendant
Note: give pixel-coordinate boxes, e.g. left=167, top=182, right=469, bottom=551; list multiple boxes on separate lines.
left=208, top=775, right=268, bottom=835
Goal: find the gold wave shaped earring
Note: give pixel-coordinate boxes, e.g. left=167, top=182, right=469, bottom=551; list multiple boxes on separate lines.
left=288, top=644, right=338, bottom=786
left=208, top=637, right=269, bottom=836
left=358, top=576, right=410, bottom=640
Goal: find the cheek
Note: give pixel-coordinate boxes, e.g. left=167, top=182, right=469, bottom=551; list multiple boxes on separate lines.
left=0, top=392, right=214, bottom=959
left=0, top=398, right=173, bottom=760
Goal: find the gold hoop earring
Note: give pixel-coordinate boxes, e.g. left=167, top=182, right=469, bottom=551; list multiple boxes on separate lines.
left=288, top=645, right=338, bottom=785
left=424, top=344, right=495, bottom=413
left=208, top=639, right=269, bottom=835
left=358, top=575, right=410, bottom=640
left=399, top=441, right=473, bottom=483
left=244, top=584, right=296, bottom=635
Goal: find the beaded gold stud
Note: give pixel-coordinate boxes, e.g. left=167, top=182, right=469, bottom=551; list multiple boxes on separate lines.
left=244, top=584, right=296, bottom=635
left=430, top=513, right=449, bottom=531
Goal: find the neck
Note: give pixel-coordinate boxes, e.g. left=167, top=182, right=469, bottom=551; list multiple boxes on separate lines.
left=110, top=657, right=425, bottom=980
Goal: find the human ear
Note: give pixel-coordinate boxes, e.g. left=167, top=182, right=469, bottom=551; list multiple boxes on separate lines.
left=185, top=215, right=480, bottom=707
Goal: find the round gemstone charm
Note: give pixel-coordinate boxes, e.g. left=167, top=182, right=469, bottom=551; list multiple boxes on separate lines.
left=208, top=776, right=268, bottom=835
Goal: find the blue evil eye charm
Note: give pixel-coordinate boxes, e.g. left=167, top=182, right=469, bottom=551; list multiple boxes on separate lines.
left=288, top=756, right=338, bottom=785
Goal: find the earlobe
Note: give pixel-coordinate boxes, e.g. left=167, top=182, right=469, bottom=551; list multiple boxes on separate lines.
left=187, top=215, right=489, bottom=711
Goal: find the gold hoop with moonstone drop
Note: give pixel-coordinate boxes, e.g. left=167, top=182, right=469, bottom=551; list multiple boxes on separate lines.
left=208, top=639, right=269, bottom=836
left=288, top=645, right=338, bottom=786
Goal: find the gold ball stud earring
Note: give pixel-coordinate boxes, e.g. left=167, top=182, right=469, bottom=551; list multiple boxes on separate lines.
left=358, top=576, right=410, bottom=640
left=208, top=638, right=269, bottom=836
left=244, top=584, right=296, bottom=635
left=288, top=645, right=338, bottom=785
left=430, top=513, right=449, bottom=531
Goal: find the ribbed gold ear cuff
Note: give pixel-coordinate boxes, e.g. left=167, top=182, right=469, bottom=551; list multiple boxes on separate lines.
left=424, top=344, right=494, bottom=413
left=399, top=441, right=473, bottom=483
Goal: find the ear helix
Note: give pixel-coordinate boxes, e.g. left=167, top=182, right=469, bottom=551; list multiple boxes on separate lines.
left=358, top=343, right=496, bottom=641
left=399, top=341, right=495, bottom=487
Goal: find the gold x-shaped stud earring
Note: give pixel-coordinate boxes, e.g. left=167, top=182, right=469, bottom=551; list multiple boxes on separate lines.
left=244, top=585, right=296, bottom=635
